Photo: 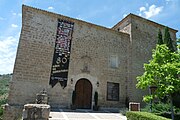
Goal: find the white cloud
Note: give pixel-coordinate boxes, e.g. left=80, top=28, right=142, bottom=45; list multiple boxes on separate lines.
left=0, top=36, right=18, bottom=74
left=123, top=14, right=127, bottom=18
left=139, top=7, right=146, bottom=12
left=11, top=24, right=18, bottom=28
left=138, top=4, right=163, bottom=19
left=145, top=5, right=163, bottom=18
left=48, top=6, right=54, bottom=10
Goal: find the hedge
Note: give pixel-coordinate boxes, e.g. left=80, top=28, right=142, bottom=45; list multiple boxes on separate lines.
left=126, top=111, right=170, bottom=120
left=156, top=112, right=180, bottom=120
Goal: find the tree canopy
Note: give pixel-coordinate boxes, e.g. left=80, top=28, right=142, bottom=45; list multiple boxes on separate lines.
left=164, top=27, right=175, bottom=52
left=136, top=44, right=180, bottom=102
left=157, top=29, right=163, bottom=45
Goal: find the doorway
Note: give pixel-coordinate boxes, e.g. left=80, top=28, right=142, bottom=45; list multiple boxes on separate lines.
left=75, top=78, right=92, bottom=109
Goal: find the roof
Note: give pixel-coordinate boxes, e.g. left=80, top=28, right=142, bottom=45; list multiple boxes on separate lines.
left=22, top=5, right=178, bottom=35
left=22, top=5, right=129, bottom=37
left=112, top=13, right=178, bottom=33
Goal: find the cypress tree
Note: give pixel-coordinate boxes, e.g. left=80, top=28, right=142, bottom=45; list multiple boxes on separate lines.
left=157, top=29, right=163, bottom=45
left=164, top=27, right=175, bottom=52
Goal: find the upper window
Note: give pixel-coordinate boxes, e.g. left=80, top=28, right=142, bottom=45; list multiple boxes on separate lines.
left=107, top=82, right=119, bottom=101
left=110, top=55, right=118, bottom=68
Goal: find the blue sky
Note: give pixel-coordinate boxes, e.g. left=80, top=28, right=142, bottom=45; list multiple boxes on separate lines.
left=0, top=0, right=180, bottom=74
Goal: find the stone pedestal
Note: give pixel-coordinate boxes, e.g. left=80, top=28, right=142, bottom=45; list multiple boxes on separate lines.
left=22, top=104, right=50, bottom=120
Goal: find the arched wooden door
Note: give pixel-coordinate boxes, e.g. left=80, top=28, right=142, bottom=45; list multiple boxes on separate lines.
left=75, top=79, right=92, bottom=109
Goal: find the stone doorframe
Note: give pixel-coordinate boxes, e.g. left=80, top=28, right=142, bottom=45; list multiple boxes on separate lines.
left=69, top=74, right=99, bottom=109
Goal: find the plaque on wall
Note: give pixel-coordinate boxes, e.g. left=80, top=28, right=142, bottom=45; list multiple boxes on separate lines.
left=49, top=19, right=74, bottom=88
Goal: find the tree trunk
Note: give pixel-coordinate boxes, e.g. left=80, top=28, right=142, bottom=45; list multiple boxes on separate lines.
left=170, top=95, right=174, bottom=120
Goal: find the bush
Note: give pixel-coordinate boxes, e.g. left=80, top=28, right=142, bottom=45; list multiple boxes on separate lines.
left=141, top=102, right=175, bottom=113
left=0, top=98, right=7, bottom=105
left=173, top=92, right=180, bottom=108
left=152, top=102, right=171, bottom=113
left=141, top=102, right=180, bottom=120
left=71, top=90, right=76, bottom=105
left=126, top=111, right=170, bottom=120
left=0, top=107, right=3, bottom=120
left=94, top=91, right=98, bottom=106
left=0, top=107, right=3, bottom=116
left=0, top=98, right=7, bottom=119
left=156, top=112, right=180, bottom=120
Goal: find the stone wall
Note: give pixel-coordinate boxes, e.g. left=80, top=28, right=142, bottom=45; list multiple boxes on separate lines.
left=112, top=14, right=177, bottom=104
left=130, top=15, right=177, bottom=103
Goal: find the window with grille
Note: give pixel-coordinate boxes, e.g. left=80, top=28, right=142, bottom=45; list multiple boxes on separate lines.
left=107, top=82, right=119, bottom=101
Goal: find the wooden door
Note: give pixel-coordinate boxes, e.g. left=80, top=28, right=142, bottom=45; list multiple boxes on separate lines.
left=75, top=79, right=92, bottom=109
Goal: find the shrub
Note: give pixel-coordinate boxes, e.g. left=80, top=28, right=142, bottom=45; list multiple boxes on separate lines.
left=156, top=112, right=180, bottom=120
left=72, top=90, right=76, bottom=105
left=0, top=107, right=3, bottom=120
left=0, top=107, right=3, bottom=116
left=152, top=102, right=171, bottom=113
left=141, top=102, right=174, bottom=113
left=141, top=102, right=180, bottom=120
left=0, top=98, right=7, bottom=105
left=94, top=91, right=98, bottom=106
left=125, top=97, right=129, bottom=108
left=173, top=92, right=180, bottom=108
left=126, top=111, right=170, bottom=120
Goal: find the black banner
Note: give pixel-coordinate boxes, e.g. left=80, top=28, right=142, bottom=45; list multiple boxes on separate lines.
left=49, top=19, right=74, bottom=88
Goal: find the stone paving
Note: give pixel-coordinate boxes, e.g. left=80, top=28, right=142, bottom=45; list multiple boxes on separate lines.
left=49, top=109, right=127, bottom=120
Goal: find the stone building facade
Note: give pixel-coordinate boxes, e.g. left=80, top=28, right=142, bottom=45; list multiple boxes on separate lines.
left=4, top=5, right=177, bottom=120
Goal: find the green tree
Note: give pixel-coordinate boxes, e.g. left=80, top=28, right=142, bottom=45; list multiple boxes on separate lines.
left=136, top=45, right=180, bottom=120
left=177, top=38, right=180, bottom=43
left=157, top=29, right=163, bottom=45
left=164, top=27, right=175, bottom=52
left=177, top=37, right=180, bottom=50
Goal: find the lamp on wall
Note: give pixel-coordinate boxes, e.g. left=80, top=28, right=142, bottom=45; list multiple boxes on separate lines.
left=71, top=78, right=73, bottom=84
left=97, top=81, right=99, bottom=87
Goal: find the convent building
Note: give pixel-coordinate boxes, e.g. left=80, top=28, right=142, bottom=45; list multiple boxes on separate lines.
left=3, top=5, right=177, bottom=120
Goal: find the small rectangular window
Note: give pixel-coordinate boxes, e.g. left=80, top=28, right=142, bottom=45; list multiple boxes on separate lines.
left=107, top=82, right=119, bottom=101
left=110, top=55, right=118, bottom=68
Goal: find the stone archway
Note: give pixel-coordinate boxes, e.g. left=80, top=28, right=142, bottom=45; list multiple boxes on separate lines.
left=75, top=78, right=92, bottom=109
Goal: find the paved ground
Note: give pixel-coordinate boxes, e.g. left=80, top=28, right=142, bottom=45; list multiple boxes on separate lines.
left=49, top=109, right=127, bottom=120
